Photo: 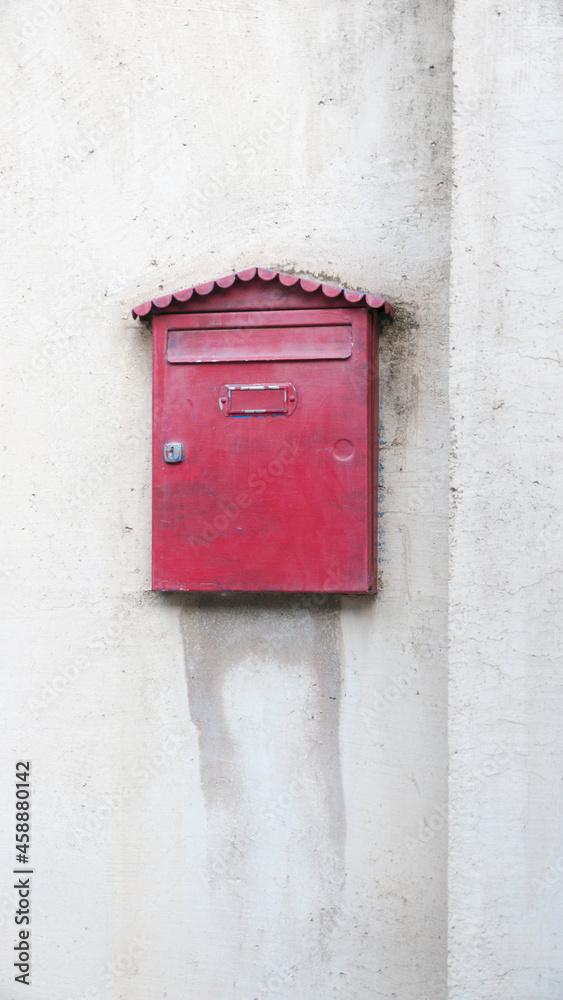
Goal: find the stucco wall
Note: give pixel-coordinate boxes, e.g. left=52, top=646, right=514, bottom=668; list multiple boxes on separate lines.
left=449, top=2, right=563, bottom=997
left=2, top=1, right=452, bottom=999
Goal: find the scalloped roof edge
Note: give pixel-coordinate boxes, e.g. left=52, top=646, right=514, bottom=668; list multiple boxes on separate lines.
left=132, top=268, right=393, bottom=318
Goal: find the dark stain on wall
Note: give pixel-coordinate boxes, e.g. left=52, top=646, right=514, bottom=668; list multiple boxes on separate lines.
left=178, top=593, right=347, bottom=860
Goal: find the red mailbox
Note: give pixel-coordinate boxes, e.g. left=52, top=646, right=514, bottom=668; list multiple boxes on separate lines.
left=132, top=268, right=392, bottom=593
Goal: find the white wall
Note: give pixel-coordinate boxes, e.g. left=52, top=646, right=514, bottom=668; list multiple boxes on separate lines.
left=449, top=1, right=563, bottom=997
left=2, top=1, right=452, bottom=998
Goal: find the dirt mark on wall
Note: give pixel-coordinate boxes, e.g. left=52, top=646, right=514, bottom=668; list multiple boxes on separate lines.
left=379, top=304, right=421, bottom=458
left=178, top=594, right=347, bottom=876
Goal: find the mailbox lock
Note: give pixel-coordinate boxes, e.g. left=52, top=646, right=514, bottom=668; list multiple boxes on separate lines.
left=163, top=442, right=184, bottom=463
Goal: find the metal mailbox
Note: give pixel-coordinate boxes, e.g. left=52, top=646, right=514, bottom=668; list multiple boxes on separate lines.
left=132, top=268, right=393, bottom=593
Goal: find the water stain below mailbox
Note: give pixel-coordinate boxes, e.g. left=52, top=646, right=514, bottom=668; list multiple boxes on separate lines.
left=179, top=594, right=347, bottom=910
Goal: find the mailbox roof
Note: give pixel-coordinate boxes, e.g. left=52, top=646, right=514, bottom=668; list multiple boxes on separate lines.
left=132, top=267, right=393, bottom=318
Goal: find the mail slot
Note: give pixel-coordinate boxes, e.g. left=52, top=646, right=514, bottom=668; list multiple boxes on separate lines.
left=132, top=268, right=393, bottom=593
left=167, top=324, right=352, bottom=362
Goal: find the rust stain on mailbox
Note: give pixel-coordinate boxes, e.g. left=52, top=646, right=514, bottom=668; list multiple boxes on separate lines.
left=132, top=269, right=392, bottom=593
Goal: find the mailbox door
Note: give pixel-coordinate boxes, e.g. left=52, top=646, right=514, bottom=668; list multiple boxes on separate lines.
left=152, top=307, right=377, bottom=592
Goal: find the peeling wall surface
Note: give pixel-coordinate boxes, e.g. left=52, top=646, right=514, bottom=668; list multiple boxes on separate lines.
left=0, top=0, right=559, bottom=998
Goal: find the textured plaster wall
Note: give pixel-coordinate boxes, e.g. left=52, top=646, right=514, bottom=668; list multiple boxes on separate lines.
left=0, top=2, right=451, bottom=999
left=449, top=2, right=563, bottom=997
